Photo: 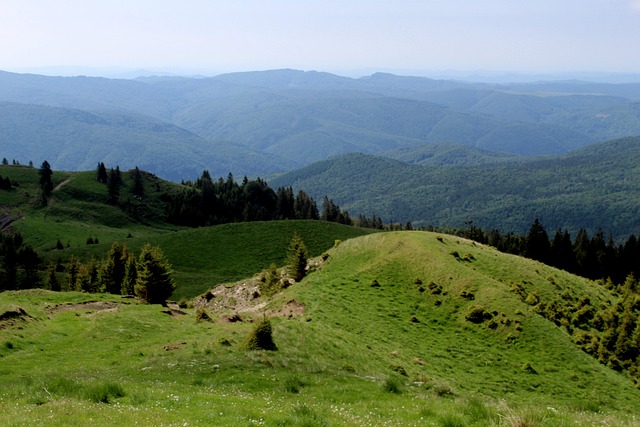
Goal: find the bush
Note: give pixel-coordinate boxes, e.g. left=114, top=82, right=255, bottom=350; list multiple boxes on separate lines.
left=217, top=337, right=232, bottom=346
left=465, top=305, right=491, bottom=323
left=243, top=317, right=277, bottom=351
left=382, top=376, right=404, bottom=394
left=195, top=307, right=213, bottom=323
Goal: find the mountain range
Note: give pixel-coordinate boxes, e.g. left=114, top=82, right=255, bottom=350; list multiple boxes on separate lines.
left=1, top=69, right=640, bottom=181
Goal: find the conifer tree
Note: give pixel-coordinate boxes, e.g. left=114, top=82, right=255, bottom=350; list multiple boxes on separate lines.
left=98, top=242, right=127, bottom=294
left=38, top=160, right=53, bottom=203
left=96, top=162, right=108, bottom=183
left=65, top=257, right=80, bottom=291
left=286, top=233, right=308, bottom=282
left=121, top=252, right=137, bottom=295
left=134, top=244, right=175, bottom=304
left=46, top=263, right=61, bottom=292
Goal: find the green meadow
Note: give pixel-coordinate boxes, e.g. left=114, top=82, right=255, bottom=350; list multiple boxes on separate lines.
left=2, top=231, right=640, bottom=426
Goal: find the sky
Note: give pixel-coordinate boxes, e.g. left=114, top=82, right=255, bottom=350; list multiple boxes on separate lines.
left=1, top=0, right=640, bottom=78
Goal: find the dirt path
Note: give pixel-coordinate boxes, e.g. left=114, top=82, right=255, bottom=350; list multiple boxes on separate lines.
left=53, top=178, right=71, bottom=192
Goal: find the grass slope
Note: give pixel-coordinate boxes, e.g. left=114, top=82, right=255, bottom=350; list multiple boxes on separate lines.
left=1, top=231, right=639, bottom=426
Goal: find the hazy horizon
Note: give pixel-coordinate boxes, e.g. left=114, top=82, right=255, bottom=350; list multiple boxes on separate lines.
left=1, top=1, right=640, bottom=82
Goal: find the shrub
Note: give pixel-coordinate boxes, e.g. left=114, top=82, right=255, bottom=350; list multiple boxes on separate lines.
left=195, top=307, right=213, bottom=323
left=243, top=317, right=277, bottom=351
left=217, top=337, right=232, bottom=346
left=390, top=364, right=408, bottom=376
left=525, top=292, right=540, bottom=306
left=521, top=362, right=538, bottom=374
left=382, top=376, right=404, bottom=394
left=465, top=305, right=491, bottom=323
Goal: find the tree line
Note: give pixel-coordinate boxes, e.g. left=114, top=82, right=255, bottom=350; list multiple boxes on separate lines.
left=0, top=233, right=41, bottom=291
left=162, top=169, right=385, bottom=229
left=448, top=219, right=639, bottom=286
left=44, top=241, right=174, bottom=304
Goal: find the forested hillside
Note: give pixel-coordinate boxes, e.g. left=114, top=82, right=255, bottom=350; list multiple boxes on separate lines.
left=1, top=69, right=640, bottom=180
left=272, top=136, right=640, bottom=240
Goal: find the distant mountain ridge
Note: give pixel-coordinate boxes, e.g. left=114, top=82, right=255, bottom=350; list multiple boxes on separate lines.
left=1, top=69, right=640, bottom=180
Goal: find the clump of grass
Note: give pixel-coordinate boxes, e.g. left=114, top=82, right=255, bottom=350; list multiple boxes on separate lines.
left=382, top=375, right=404, bottom=394
left=290, top=403, right=329, bottom=426
left=283, top=374, right=304, bottom=394
left=438, top=414, right=466, bottom=427
left=44, top=376, right=79, bottom=398
left=521, top=362, right=538, bottom=374
left=84, top=381, right=125, bottom=403
left=463, top=398, right=496, bottom=424
left=497, top=400, right=548, bottom=427
left=432, top=382, right=456, bottom=398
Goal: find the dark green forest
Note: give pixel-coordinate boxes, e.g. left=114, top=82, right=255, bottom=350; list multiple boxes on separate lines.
left=272, top=136, right=640, bottom=240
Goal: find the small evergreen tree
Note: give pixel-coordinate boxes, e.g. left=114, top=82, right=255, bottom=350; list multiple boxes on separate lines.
left=96, top=162, right=108, bottom=183
left=121, top=252, right=137, bottom=295
left=46, top=263, right=61, bottom=292
left=38, top=160, right=53, bottom=202
left=77, top=259, right=100, bottom=293
left=131, top=166, right=144, bottom=197
left=98, top=242, right=127, bottom=294
left=65, top=257, right=80, bottom=291
left=134, top=244, right=175, bottom=304
left=243, top=317, right=277, bottom=351
left=286, top=233, right=308, bottom=282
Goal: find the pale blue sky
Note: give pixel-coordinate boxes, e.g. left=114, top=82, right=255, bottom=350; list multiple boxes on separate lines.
left=1, top=0, right=639, bottom=77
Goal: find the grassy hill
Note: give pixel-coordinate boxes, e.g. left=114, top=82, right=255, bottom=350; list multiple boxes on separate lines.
left=271, top=136, right=640, bottom=239
left=1, top=231, right=639, bottom=426
left=0, top=164, right=375, bottom=298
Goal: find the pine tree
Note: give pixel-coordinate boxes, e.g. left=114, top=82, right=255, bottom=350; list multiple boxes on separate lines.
left=77, top=259, right=100, bottom=293
left=96, top=162, right=108, bottom=183
left=46, top=263, right=61, bottom=292
left=65, top=257, right=80, bottom=291
left=134, top=244, right=175, bottom=304
left=286, top=233, right=308, bottom=282
left=98, top=242, right=127, bottom=294
left=131, top=166, right=144, bottom=197
left=525, top=218, right=550, bottom=263
left=107, top=167, right=121, bottom=204
left=121, top=252, right=137, bottom=295
left=38, top=160, right=53, bottom=202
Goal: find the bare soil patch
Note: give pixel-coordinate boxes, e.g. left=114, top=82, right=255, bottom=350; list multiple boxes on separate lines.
left=47, top=301, right=121, bottom=315
left=0, top=306, right=33, bottom=329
